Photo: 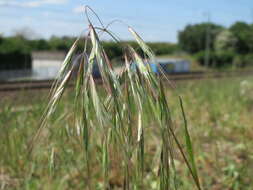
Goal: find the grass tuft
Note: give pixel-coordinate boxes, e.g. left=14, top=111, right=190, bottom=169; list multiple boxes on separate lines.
left=29, top=6, right=201, bottom=189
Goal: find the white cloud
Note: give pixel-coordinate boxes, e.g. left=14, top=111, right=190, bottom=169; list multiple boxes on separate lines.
left=0, top=1, right=20, bottom=6
left=0, top=0, right=68, bottom=8
left=24, top=0, right=68, bottom=7
left=73, top=5, right=84, bottom=14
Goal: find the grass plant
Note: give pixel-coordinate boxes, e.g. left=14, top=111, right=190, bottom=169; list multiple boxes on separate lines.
left=0, top=76, right=253, bottom=189
left=5, top=6, right=253, bottom=190
left=27, top=6, right=200, bottom=190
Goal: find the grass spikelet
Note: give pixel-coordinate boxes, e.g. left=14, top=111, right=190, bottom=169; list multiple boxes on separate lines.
left=30, top=6, right=201, bottom=190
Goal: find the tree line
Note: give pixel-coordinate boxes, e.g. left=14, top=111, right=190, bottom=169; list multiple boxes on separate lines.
left=1, top=20, right=253, bottom=70
left=179, top=21, right=253, bottom=67
left=0, top=35, right=179, bottom=70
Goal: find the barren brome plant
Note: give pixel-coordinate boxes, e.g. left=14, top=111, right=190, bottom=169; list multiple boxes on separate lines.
left=30, top=6, right=201, bottom=190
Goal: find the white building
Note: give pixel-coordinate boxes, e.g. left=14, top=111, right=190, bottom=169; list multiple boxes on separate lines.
left=32, top=51, right=66, bottom=80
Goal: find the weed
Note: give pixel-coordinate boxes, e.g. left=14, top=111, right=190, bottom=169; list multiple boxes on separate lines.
left=29, top=6, right=200, bottom=190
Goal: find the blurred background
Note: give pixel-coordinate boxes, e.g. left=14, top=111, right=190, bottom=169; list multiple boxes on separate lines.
left=1, top=0, right=253, bottom=80
left=1, top=1, right=253, bottom=189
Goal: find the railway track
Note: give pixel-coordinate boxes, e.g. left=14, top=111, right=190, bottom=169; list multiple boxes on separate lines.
left=0, top=70, right=252, bottom=92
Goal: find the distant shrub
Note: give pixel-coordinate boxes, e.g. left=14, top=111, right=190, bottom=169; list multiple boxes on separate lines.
left=243, top=54, right=253, bottom=66
left=30, top=39, right=51, bottom=51
left=215, top=51, right=235, bottom=67
left=194, top=51, right=215, bottom=67
left=102, top=41, right=123, bottom=59
left=232, top=54, right=253, bottom=67
left=233, top=55, right=244, bottom=67
left=195, top=50, right=235, bottom=67
left=147, top=43, right=179, bottom=55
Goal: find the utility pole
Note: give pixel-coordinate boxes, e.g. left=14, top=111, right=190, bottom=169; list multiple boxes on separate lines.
left=204, top=12, right=211, bottom=68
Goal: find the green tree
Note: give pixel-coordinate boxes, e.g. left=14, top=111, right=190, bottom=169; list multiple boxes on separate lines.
left=230, top=22, right=253, bottom=54
left=39, top=39, right=51, bottom=50
left=49, top=36, right=75, bottom=51
left=147, top=42, right=179, bottom=55
left=178, top=22, right=224, bottom=54
left=102, top=41, right=123, bottom=59
left=214, top=29, right=237, bottom=52
left=0, top=37, right=30, bottom=53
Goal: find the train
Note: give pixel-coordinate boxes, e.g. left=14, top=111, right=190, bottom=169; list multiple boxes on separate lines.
left=131, top=58, right=191, bottom=74
left=72, top=55, right=191, bottom=78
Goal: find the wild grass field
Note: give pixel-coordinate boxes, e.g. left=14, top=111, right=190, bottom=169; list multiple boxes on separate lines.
left=0, top=76, right=252, bottom=190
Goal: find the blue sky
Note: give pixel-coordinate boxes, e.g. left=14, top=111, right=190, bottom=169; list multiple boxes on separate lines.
left=0, top=0, right=253, bottom=42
